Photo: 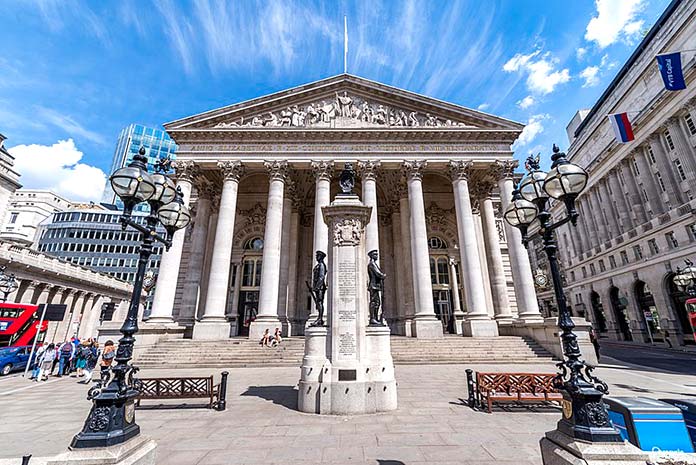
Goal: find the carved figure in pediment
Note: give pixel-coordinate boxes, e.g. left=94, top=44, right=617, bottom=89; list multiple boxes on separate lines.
left=250, top=116, right=263, bottom=126
left=336, top=91, right=353, bottom=117
left=306, top=104, right=319, bottom=124
left=409, top=112, right=419, bottom=127
left=395, top=110, right=407, bottom=126
left=375, top=105, right=388, bottom=125
left=279, top=108, right=293, bottom=126
left=266, top=112, right=279, bottom=126
left=360, top=101, right=372, bottom=123
left=291, top=105, right=305, bottom=126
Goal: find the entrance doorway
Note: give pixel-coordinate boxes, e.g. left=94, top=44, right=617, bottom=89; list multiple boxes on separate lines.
left=237, top=237, right=263, bottom=337
left=609, top=287, right=632, bottom=341
left=590, top=291, right=608, bottom=333
left=634, top=281, right=662, bottom=343
left=428, top=237, right=455, bottom=334
left=667, top=274, right=696, bottom=344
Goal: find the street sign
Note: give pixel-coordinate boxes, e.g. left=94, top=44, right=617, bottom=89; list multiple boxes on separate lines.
left=40, top=304, right=67, bottom=322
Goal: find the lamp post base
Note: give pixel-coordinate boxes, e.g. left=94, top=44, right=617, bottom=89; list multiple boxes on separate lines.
left=71, top=387, right=140, bottom=449
left=540, top=429, right=648, bottom=465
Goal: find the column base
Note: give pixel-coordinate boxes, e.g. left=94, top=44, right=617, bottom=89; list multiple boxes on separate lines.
left=248, top=318, right=282, bottom=340
left=192, top=320, right=231, bottom=340
left=517, top=312, right=545, bottom=324
left=410, top=317, right=443, bottom=339
left=453, top=311, right=466, bottom=335
left=462, top=319, right=499, bottom=337
left=540, top=429, right=648, bottom=465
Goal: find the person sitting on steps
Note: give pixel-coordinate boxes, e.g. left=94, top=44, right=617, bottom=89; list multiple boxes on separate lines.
left=259, top=328, right=271, bottom=347
left=270, top=328, right=282, bottom=347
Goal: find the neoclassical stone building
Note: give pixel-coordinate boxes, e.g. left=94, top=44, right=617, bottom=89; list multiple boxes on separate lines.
left=147, top=74, right=542, bottom=340
left=550, top=0, right=696, bottom=347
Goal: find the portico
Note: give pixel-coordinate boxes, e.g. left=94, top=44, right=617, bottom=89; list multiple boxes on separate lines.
left=149, top=74, right=541, bottom=339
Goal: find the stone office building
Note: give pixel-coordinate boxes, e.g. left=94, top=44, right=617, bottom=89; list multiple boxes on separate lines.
left=551, top=0, right=696, bottom=347
left=147, top=74, right=544, bottom=340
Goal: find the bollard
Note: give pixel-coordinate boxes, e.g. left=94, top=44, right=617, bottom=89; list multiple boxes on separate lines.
left=217, top=371, right=229, bottom=411
left=465, top=369, right=476, bottom=409
left=22, top=455, right=31, bottom=465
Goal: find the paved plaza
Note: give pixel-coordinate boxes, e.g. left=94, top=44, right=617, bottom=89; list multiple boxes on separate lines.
left=1, top=357, right=695, bottom=465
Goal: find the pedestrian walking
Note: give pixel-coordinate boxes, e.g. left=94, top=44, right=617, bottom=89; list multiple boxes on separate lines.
left=37, top=343, right=56, bottom=381
left=99, top=340, right=115, bottom=384
left=664, top=329, right=673, bottom=348
left=81, top=342, right=99, bottom=384
left=57, top=340, right=75, bottom=377
left=589, top=328, right=601, bottom=363
left=75, top=339, right=92, bottom=377
left=29, top=344, right=46, bottom=380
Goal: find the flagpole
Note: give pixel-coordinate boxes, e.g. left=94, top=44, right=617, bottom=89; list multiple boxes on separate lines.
left=656, top=48, right=696, bottom=56
left=344, top=15, right=348, bottom=74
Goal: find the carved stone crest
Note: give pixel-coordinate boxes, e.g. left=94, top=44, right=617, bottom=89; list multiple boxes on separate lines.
left=239, top=203, right=267, bottom=226
left=88, top=406, right=111, bottom=432
left=333, top=218, right=363, bottom=246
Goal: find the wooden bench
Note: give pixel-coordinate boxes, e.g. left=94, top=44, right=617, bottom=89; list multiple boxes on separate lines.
left=135, top=371, right=228, bottom=411
left=474, top=372, right=562, bottom=413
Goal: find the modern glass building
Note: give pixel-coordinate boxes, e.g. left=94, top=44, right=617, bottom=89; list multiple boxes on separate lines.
left=35, top=205, right=166, bottom=315
left=102, top=124, right=178, bottom=211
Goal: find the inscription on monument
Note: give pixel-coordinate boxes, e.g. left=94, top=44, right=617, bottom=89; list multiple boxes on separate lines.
left=336, top=258, right=358, bottom=359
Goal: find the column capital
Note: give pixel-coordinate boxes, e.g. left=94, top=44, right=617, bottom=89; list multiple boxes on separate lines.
left=666, top=115, right=681, bottom=127
left=218, top=160, right=244, bottom=182
left=492, top=159, right=519, bottom=180
left=403, top=160, right=427, bottom=181
left=264, top=160, right=290, bottom=182
left=686, top=97, right=696, bottom=111
left=310, top=160, right=333, bottom=181
left=448, top=160, right=473, bottom=181
left=172, top=160, right=198, bottom=183
left=448, top=257, right=458, bottom=267
left=357, top=160, right=381, bottom=181
left=470, top=178, right=496, bottom=201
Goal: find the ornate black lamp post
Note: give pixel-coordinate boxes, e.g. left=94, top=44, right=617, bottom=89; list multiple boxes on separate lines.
left=673, top=259, right=696, bottom=296
left=71, top=148, right=191, bottom=448
left=0, top=266, right=19, bottom=302
left=504, top=145, right=622, bottom=443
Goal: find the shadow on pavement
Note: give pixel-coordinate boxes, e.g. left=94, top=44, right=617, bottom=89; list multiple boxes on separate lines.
left=241, top=385, right=298, bottom=410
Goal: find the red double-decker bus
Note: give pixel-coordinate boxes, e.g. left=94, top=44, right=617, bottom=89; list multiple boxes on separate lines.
left=0, top=303, right=48, bottom=347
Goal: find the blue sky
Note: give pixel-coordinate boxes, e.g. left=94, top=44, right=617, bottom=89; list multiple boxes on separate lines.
left=0, top=0, right=670, bottom=201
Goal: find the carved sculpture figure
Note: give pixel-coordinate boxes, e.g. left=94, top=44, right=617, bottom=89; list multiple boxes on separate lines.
left=306, top=251, right=328, bottom=327
left=367, top=250, right=386, bottom=326
left=338, top=162, right=355, bottom=195
left=336, top=91, right=353, bottom=117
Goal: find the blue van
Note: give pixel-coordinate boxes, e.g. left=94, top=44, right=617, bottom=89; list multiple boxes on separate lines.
left=0, top=346, right=35, bottom=376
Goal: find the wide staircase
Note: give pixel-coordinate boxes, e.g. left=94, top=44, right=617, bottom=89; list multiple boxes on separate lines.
left=135, top=335, right=555, bottom=369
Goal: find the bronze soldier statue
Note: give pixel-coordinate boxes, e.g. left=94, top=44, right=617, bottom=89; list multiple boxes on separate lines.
left=306, top=250, right=328, bottom=326
left=367, top=249, right=386, bottom=326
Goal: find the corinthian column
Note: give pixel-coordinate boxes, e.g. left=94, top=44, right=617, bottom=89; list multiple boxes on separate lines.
left=249, top=161, right=288, bottom=340
left=668, top=115, right=696, bottom=184
left=308, top=161, right=332, bottom=323
left=449, top=258, right=465, bottom=334
left=277, top=181, right=294, bottom=336
left=403, top=161, right=443, bottom=339
left=478, top=179, right=512, bottom=322
left=449, top=161, right=498, bottom=337
left=494, top=159, right=542, bottom=323
left=193, top=161, right=243, bottom=339
left=149, top=160, right=195, bottom=324
left=179, top=180, right=212, bottom=326
left=358, top=160, right=380, bottom=255
left=397, top=185, right=416, bottom=336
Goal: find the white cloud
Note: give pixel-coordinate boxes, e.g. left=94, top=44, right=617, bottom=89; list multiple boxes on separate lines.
left=8, top=139, right=106, bottom=203
left=585, top=0, right=645, bottom=48
left=517, top=96, right=535, bottom=109
left=580, top=66, right=600, bottom=87
left=576, top=47, right=587, bottom=60
left=512, top=114, right=549, bottom=151
left=503, top=51, right=570, bottom=95
left=477, top=103, right=490, bottom=111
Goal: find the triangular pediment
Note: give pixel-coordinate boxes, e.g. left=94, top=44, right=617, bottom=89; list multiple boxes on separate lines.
left=165, top=74, right=523, bottom=132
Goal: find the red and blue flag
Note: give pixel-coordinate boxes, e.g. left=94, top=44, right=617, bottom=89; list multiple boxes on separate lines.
left=608, top=113, right=634, bottom=143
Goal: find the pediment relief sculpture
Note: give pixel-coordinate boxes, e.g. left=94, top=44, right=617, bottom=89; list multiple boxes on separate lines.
left=213, top=92, right=476, bottom=129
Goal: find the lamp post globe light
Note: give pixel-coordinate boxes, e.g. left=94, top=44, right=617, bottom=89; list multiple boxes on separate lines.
left=71, top=147, right=190, bottom=449
left=0, top=266, right=19, bottom=302
left=504, top=145, right=622, bottom=443
left=673, top=259, right=696, bottom=296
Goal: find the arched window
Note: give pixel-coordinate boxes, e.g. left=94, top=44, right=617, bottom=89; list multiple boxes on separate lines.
left=243, top=237, right=264, bottom=250
left=428, top=236, right=447, bottom=249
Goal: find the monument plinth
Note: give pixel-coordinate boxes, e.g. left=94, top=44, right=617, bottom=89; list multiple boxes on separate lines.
left=298, top=193, right=397, bottom=414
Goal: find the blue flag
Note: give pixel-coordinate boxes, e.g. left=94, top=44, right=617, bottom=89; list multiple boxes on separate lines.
left=656, top=52, right=686, bottom=91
